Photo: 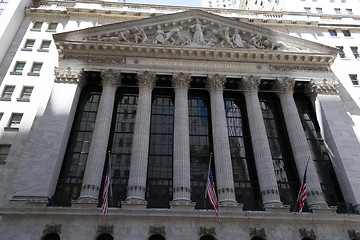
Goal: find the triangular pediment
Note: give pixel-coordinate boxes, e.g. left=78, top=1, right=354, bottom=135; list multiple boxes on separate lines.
left=54, top=9, right=338, bottom=64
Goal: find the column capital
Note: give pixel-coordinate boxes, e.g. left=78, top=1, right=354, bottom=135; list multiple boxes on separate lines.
left=137, top=70, right=156, bottom=88
left=305, top=79, right=339, bottom=98
left=54, top=67, right=86, bottom=87
left=100, top=69, right=122, bottom=86
left=239, top=75, right=261, bottom=91
left=272, top=77, right=295, bottom=94
left=206, top=74, right=226, bottom=90
left=171, top=72, right=191, bottom=89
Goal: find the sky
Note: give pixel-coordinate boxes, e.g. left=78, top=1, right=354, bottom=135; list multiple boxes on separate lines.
left=127, top=0, right=201, bottom=7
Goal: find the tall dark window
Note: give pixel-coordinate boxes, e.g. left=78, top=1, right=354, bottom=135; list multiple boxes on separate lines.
left=259, top=93, right=300, bottom=206
left=224, top=91, right=261, bottom=210
left=146, top=88, right=174, bottom=208
left=189, top=89, right=213, bottom=209
left=294, top=93, right=345, bottom=209
left=53, top=80, right=101, bottom=206
left=99, top=86, right=138, bottom=207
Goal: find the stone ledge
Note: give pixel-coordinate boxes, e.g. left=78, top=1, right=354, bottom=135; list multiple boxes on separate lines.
left=121, top=200, right=147, bottom=209
left=311, top=205, right=337, bottom=214
left=71, top=199, right=98, bottom=209
left=264, top=204, right=290, bottom=213
left=10, top=196, right=49, bottom=208
left=170, top=200, right=195, bottom=210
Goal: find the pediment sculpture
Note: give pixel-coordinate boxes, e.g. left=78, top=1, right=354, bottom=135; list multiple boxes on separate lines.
left=83, top=18, right=309, bottom=52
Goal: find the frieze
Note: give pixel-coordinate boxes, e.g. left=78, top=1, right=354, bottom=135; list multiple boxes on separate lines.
left=54, top=67, right=85, bottom=85
left=306, top=79, right=339, bottom=96
left=63, top=55, right=126, bottom=64
left=270, top=65, right=329, bottom=72
left=82, top=17, right=312, bottom=52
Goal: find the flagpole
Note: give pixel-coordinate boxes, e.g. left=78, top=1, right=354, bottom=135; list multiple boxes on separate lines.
left=204, top=153, right=212, bottom=208
left=294, top=155, right=311, bottom=212
left=108, top=151, right=113, bottom=208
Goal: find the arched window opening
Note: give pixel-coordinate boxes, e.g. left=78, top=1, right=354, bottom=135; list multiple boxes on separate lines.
left=148, top=234, right=166, bottom=240
left=200, top=235, right=216, bottom=240
left=96, top=233, right=114, bottom=240
left=42, top=233, right=60, bottom=240
left=251, top=237, right=264, bottom=240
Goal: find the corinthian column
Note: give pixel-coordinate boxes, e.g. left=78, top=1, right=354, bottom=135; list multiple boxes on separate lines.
left=207, top=74, right=237, bottom=205
left=273, top=78, right=328, bottom=209
left=170, top=73, right=193, bottom=206
left=125, top=71, right=156, bottom=207
left=76, top=69, right=121, bottom=206
left=239, top=76, right=282, bottom=208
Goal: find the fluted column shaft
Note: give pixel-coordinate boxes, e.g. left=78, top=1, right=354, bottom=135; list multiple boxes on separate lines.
left=126, top=71, right=156, bottom=203
left=273, top=78, right=327, bottom=207
left=78, top=70, right=121, bottom=202
left=240, top=76, right=282, bottom=206
left=207, top=74, right=237, bottom=205
left=171, top=73, right=192, bottom=203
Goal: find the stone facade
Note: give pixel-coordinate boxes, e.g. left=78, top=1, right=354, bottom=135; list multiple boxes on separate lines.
left=0, top=1, right=360, bottom=240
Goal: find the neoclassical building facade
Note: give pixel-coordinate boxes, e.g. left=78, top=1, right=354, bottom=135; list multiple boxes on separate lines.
left=1, top=3, right=360, bottom=240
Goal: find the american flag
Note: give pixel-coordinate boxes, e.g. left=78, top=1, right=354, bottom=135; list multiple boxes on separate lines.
left=207, top=166, right=220, bottom=222
left=101, top=160, right=110, bottom=216
left=299, top=162, right=309, bottom=213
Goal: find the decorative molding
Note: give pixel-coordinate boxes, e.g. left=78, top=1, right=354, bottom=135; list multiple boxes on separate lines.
left=272, top=77, right=295, bottom=93
left=100, top=69, right=122, bottom=86
left=239, top=75, right=261, bottom=91
left=136, top=71, right=156, bottom=88
left=63, top=55, right=126, bottom=64
left=54, top=67, right=85, bottom=86
left=171, top=72, right=192, bottom=88
left=97, top=225, right=114, bottom=234
left=200, top=227, right=216, bottom=237
left=261, top=188, right=279, bottom=196
left=43, top=224, right=61, bottom=235
left=206, top=74, right=226, bottom=90
left=217, top=188, right=235, bottom=194
left=250, top=227, right=266, bottom=240
left=299, top=228, right=316, bottom=240
left=173, top=186, right=191, bottom=193
left=270, top=65, right=330, bottom=72
left=305, top=79, right=339, bottom=96
left=126, top=185, right=146, bottom=192
left=81, top=184, right=100, bottom=191
left=149, top=226, right=165, bottom=236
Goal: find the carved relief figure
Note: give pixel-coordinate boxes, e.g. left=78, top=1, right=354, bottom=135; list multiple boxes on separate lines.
left=134, top=27, right=148, bottom=44
left=153, top=25, right=165, bottom=44
left=190, top=18, right=207, bottom=44
left=213, top=27, right=234, bottom=48
left=248, top=34, right=264, bottom=49
left=163, top=26, right=183, bottom=45
left=117, top=30, right=131, bottom=43
left=232, top=29, right=245, bottom=48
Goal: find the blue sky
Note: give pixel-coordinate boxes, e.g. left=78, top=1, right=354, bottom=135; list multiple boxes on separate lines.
left=127, top=0, right=201, bottom=7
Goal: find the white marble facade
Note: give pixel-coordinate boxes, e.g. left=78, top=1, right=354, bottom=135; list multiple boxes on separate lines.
left=0, top=2, right=360, bottom=240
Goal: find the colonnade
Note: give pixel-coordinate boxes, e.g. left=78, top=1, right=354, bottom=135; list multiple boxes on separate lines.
left=76, top=70, right=329, bottom=210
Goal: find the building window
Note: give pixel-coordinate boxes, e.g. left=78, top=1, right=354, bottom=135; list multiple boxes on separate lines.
left=29, top=62, right=42, bottom=75
left=13, top=61, right=25, bottom=73
left=39, top=40, right=51, bottom=52
left=330, top=0, right=334, bottom=2
left=47, top=22, right=58, bottom=31
left=351, top=47, right=359, bottom=59
left=342, top=30, right=351, bottom=37
left=316, top=8, right=323, bottom=13
left=8, top=113, right=23, bottom=128
left=304, top=7, right=311, bottom=13
left=329, top=30, right=337, bottom=36
left=18, top=86, right=33, bottom=101
left=337, top=46, right=346, bottom=58
left=334, top=8, right=341, bottom=14
left=32, top=21, right=43, bottom=30
left=0, top=145, right=10, bottom=163
left=1, top=85, right=15, bottom=99
left=350, top=74, right=359, bottom=85
left=22, top=39, right=35, bottom=51
left=346, top=9, right=353, bottom=14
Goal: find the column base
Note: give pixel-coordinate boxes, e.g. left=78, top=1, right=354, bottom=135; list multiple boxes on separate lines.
left=264, top=204, right=290, bottom=213
left=310, top=204, right=336, bottom=214
left=122, top=198, right=147, bottom=209
left=219, top=202, right=243, bottom=212
left=71, top=197, right=98, bottom=208
left=170, top=200, right=195, bottom=210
